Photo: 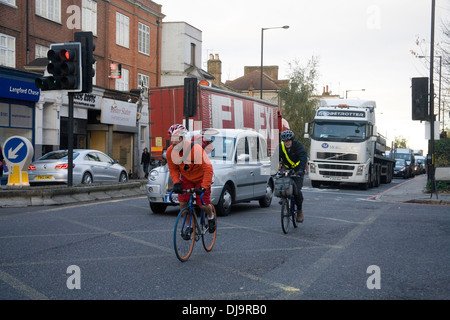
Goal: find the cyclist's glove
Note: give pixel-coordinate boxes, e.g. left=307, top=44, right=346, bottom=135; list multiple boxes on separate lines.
left=194, top=187, right=206, bottom=195
left=173, top=183, right=183, bottom=194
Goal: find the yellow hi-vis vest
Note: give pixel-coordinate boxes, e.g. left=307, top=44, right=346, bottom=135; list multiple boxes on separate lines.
left=281, top=141, right=301, bottom=169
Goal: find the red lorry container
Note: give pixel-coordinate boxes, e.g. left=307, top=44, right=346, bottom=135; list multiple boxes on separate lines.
left=149, top=85, right=288, bottom=160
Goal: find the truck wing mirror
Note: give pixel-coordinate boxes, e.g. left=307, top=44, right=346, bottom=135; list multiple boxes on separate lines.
left=304, top=122, right=310, bottom=138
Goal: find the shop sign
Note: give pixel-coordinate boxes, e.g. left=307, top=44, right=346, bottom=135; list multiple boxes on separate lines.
left=63, top=93, right=101, bottom=109
left=101, top=98, right=137, bottom=127
left=110, top=63, right=122, bottom=79
left=0, top=78, right=40, bottom=102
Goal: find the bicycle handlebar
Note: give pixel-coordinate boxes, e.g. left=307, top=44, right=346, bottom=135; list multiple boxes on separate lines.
left=275, top=170, right=303, bottom=178
left=169, top=189, right=205, bottom=206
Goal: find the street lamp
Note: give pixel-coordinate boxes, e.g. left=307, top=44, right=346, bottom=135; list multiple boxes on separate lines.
left=260, top=25, right=289, bottom=99
left=345, top=89, right=365, bottom=99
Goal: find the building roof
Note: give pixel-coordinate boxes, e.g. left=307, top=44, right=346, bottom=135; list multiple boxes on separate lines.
left=225, top=70, right=280, bottom=91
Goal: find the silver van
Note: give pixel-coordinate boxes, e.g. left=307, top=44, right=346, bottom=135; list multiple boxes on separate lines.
left=146, top=129, right=274, bottom=216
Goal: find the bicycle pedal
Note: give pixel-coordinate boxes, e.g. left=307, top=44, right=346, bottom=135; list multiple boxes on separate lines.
left=181, top=228, right=193, bottom=240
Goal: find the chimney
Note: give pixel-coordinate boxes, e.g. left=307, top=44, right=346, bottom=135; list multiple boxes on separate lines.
left=207, top=53, right=222, bottom=86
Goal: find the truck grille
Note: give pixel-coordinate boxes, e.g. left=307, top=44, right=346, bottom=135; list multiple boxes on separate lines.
left=319, top=171, right=353, bottom=177
left=316, top=152, right=357, bottom=161
left=318, top=164, right=355, bottom=170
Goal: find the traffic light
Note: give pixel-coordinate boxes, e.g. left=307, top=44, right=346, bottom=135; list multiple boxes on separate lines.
left=75, top=32, right=96, bottom=93
left=411, top=77, right=429, bottom=121
left=183, top=77, right=197, bottom=117
left=35, top=42, right=82, bottom=92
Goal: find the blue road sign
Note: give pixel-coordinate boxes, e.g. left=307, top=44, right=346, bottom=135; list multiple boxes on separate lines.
left=3, top=137, right=28, bottom=164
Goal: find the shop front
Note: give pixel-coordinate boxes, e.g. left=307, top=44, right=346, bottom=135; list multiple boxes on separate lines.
left=0, top=67, right=39, bottom=183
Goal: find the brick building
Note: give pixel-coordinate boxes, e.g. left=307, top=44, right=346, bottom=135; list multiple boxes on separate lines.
left=0, top=0, right=164, bottom=178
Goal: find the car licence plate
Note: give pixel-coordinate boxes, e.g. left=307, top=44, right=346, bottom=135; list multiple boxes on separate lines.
left=36, top=175, right=52, bottom=180
left=165, top=194, right=178, bottom=203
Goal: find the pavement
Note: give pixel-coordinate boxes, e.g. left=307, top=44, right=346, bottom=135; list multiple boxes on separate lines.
left=373, top=173, right=450, bottom=206
left=0, top=174, right=448, bottom=208
left=0, top=179, right=148, bottom=208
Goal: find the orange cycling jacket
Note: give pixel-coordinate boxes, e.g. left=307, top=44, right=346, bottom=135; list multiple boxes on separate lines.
left=166, top=140, right=213, bottom=189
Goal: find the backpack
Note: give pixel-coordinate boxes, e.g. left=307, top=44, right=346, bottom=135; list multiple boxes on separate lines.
left=191, top=134, right=214, bottom=154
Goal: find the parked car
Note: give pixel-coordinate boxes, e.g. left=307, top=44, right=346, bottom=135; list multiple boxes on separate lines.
left=146, top=128, right=274, bottom=216
left=28, top=149, right=128, bottom=185
left=393, top=159, right=411, bottom=179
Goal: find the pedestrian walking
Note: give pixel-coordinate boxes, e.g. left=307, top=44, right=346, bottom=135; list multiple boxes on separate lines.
left=141, top=147, right=151, bottom=178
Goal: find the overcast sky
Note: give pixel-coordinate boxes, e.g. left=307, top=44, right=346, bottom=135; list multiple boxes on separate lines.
left=158, top=0, right=450, bottom=152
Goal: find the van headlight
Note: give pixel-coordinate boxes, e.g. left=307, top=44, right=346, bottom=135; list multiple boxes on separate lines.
left=149, top=170, right=159, bottom=181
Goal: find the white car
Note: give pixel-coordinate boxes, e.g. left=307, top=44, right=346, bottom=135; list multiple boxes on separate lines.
left=146, top=129, right=274, bottom=216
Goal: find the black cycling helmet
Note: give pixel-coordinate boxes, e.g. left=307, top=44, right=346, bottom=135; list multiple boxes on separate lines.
left=280, top=130, right=295, bottom=141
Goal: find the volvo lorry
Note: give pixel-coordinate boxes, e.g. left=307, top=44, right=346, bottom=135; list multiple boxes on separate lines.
left=304, top=99, right=394, bottom=190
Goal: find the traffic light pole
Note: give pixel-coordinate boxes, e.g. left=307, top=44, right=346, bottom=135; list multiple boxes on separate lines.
left=68, top=92, right=74, bottom=187
left=428, top=0, right=437, bottom=199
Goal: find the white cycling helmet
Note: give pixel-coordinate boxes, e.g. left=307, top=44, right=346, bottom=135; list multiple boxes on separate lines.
left=168, top=124, right=188, bottom=137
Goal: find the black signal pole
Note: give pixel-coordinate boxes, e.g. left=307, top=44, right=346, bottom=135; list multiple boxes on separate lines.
left=68, top=92, right=74, bottom=187
left=428, top=0, right=437, bottom=198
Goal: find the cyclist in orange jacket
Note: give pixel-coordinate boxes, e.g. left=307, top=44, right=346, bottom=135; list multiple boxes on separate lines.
left=166, top=124, right=216, bottom=232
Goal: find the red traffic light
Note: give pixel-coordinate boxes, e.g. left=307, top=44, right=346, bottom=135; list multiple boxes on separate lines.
left=59, top=49, right=76, bottom=61
left=38, top=42, right=82, bottom=92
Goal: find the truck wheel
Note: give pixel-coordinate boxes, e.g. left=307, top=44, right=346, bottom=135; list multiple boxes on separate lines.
left=311, top=180, right=321, bottom=188
left=359, top=182, right=369, bottom=190
left=150, top=202, right=168, bottom=214
left=216, top=184, right=232, bottom=216
left=374, top=164, right=380, bottom=187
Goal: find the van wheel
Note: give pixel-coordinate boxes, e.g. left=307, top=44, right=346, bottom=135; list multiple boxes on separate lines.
left=259, top=183, right=273, bottom=208
left=150, top=202, right=167, bottom=214
left=216, top=185, right=232, bottom=216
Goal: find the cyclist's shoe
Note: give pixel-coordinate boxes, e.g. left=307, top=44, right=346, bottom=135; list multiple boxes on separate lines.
left=182, top=227, right=193, bottom=240
left=278, top=199, right=283, bottom=205
left=208, top=218, right=216, bottom=233
left=296, top=210, right=304, bottom=223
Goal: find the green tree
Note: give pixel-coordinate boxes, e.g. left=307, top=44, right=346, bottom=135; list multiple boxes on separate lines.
left=279, top=57, right=320, bottom=153
left=393, top=136, right=408, bottom=148
left=435, top=137, right=450, bottom=167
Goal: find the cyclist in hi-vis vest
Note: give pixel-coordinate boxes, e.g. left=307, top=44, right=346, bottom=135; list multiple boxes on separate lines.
left=279, top=130, right=308, bottom=223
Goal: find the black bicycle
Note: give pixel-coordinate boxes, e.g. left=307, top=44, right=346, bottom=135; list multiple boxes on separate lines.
left=274, top=171, right=298, bottom=234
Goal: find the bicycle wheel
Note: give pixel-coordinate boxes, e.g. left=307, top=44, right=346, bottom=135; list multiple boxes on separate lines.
left=281, top=198, right=291, bottom=234
left=174, top=208, right=195, bottom=262
left=291, top=199, right=298, bottom=228
left=201, top=204, right=217, bottom=252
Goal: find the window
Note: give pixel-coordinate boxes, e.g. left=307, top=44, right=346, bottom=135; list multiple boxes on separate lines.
left=35, top=44, right=49, bottom=59
left=82, top=0, right=97, bottom=35
left=115, top=68, right=129, bottom=91
left=138, top=73, right=149, bottom=89
left=36, top=0, right=61, bottom=23
left=0, top=0, right=16, bottom=7
left=0, top=33, right=15, bottom=68
left=190, top=43, right=196, bottom=66
left=116, top=12, right=129, bottom=48
left=138, top=23, right=150, bottom=55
